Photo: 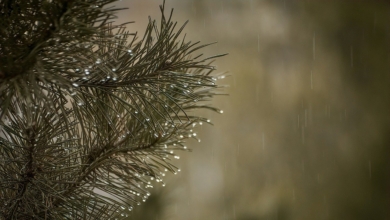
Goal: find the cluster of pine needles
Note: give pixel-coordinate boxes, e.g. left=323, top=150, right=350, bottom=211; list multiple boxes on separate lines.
left=0, top=0, right=226, bottom=219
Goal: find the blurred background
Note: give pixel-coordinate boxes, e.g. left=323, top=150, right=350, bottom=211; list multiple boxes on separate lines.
left=115, top=0, right=390, bottom=219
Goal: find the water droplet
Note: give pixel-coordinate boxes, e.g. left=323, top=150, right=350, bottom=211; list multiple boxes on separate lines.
left=112, top=68, right=116, bottom=72
left=96, top=59, right=101, bottom=64
left=219, top=110, right=224, bottom=114
left=174, top=155, right=180, bottom=159
left=72, top=83, right=79, bottom=87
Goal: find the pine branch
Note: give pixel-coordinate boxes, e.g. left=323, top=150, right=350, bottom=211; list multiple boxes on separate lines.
left=0, top=0, right=226, bottom=219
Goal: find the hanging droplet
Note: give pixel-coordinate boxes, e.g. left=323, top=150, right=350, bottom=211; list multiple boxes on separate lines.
left=219, top=110, right=224, bottom=114
left=96, top=59, right=101, bottom=64
left=72, top=83, right=79, bottom=87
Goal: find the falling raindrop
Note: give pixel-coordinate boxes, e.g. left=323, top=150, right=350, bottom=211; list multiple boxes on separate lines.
left=313, top=32, right=316, bottom=60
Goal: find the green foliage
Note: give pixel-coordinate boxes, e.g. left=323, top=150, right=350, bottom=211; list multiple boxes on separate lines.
left=0, top=0, right=226, bottom=219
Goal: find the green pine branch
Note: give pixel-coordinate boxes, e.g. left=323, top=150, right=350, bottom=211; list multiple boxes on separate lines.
left=0, top=0, right=226, bottom=219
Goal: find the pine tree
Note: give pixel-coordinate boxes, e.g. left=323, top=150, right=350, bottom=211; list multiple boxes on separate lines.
left=0, top=0, right=226, bottom=219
